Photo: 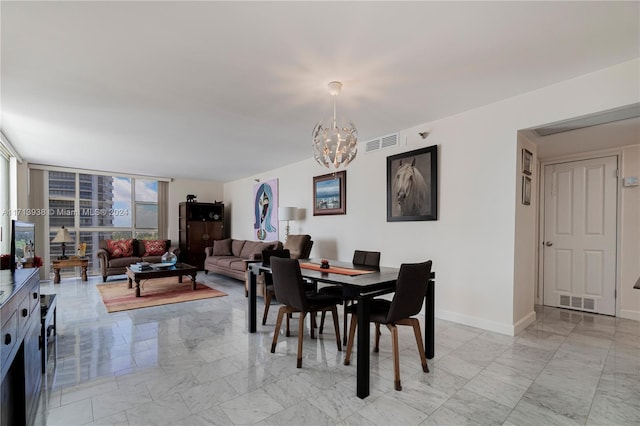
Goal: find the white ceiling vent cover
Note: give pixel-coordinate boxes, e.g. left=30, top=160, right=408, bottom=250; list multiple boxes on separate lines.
left=364, top=133, right=399, bottom=153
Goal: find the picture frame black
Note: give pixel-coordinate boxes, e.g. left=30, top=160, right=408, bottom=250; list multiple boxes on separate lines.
left=522, top=175, right=531, bottom=205
left=387, top=145, right=438, bottom=221
left=522, top=149, right=533, bottom=175
left=313, top=171, right=346, bottom=215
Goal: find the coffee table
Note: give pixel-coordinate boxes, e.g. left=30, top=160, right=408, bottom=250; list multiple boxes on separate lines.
left=125, top=263, right=198, bottom=297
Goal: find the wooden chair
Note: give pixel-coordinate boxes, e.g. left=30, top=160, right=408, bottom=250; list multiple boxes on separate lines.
left=343, top=260, right=432, bottom=391
left=269, top=257, right=342, bottom=368
left=318, top=250, right=381, bottom=344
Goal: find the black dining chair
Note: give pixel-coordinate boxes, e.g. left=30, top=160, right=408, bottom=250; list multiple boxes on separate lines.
left=261, top=249, right=291, bottom=325
left=343, top=260, right=432, bottom=391
left=269, top=257, right=343, bottom=368
left=318, top=250, right=381, bottom=345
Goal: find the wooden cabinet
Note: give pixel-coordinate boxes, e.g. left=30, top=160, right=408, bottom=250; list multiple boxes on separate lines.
left=0, top=268, right=42, bottom=426
left=179, top=202, right=225, bottom=270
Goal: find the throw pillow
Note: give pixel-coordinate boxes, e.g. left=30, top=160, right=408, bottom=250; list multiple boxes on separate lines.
left=106, top=239, right=134, bottom=258
left=143, top=239, right=166, bottom=256
left=212, top=238, right=232, bottom=256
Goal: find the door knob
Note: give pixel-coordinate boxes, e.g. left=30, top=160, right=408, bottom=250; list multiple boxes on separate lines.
left=545, top=241, right=553, bottom=247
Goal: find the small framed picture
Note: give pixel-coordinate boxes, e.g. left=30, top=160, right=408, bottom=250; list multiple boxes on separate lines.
left=522, top=149, right=533, bottom=175
left=313, top=171, right=346, bottom=215
left=522, top=176, right=531, bottom=206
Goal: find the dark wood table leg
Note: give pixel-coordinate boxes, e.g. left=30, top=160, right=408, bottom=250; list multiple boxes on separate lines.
left=425, top=279, right=434, bottom=359
left=356, top=294, right=371, bottom=399
left=135, top=279, right=141, bottom=297
left=190, top=274, right=196, bottom=290
left=81, top=266, right=88, bottom=281
left=248, top=266, right=257, bottom=333
left=128, top=277, right=133, bottom=289
left=53, top=268, right=61, bottom=284
left=178, top=275, right=183, bottom=283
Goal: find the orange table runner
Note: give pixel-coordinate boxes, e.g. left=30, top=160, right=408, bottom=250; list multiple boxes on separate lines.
left=299, top=262, right=375, bottom=276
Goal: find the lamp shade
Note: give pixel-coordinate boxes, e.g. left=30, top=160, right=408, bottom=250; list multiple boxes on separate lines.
left=51, top=226, right=74, bottom=243
left=278, top=207, right=297, bottom=221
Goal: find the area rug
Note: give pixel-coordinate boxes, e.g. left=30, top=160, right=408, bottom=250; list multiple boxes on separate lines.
left=97, top=277, right=227, bottom=313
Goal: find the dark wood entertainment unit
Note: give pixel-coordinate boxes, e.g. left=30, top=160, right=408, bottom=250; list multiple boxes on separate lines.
left=179, top=202, right=225, bottom=270
left=0, top=268, right=42, bottom=426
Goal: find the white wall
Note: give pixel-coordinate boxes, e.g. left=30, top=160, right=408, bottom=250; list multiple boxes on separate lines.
left=224, top=59, right=640, bottom=335
left=513, top=133, right=538, bottom=332
left=620, top=145, right=640, bottom=320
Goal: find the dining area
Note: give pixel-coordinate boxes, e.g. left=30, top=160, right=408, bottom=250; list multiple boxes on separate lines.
left=246, top=248, right=435, bottom=399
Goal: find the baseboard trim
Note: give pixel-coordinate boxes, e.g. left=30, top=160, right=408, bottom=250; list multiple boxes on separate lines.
left=513, top=311, right=537, bottom=335
left=437, top=310, right=516, bottom=336
left=619, top=309, right=640, bottom=321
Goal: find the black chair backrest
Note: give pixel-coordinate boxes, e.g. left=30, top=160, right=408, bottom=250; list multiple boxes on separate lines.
left=386, top=261, right=432, bottom=323
left=262, top=249, right=290, bottom=266
left=270, top=257, right=307, bottom=311
left=353, top=250, right=381, bottom=268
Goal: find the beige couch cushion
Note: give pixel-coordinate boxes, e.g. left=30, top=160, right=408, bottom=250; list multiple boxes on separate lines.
left=213, top=238, right=233, bottom=256
left=231, top=240, right=246, bottom=257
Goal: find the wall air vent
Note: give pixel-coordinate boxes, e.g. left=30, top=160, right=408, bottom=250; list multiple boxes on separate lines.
left=364, top=133, right=399, bottom=153
left=571, top=296, right=582, bottom=308
left=560, top=295, right=570, bottom=307
left=366, top=139, right=381, bottom=152
left=583, top=298, right=595, bottom=310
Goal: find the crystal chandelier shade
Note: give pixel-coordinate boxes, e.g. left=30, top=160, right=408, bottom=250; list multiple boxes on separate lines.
left=312, top=81, right=358, bottom=169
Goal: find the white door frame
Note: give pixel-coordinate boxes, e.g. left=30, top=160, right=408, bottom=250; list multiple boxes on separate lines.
left=537, top=147, right=622, bottom=316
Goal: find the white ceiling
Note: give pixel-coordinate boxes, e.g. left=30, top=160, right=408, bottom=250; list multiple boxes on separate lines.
left=1, top=1, right=638, bottom=182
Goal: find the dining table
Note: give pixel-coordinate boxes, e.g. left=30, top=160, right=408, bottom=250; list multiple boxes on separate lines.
left=247, top=258, right=435, bottom=399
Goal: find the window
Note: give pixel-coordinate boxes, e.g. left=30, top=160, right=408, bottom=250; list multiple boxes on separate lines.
left=48, top=172, right=159, bottom=275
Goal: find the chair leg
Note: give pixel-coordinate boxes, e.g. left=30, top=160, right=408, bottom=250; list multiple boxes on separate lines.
left=310, top=313, right=316, bottom=339
left=330, top=306, right=342, bottom=352
left=342, top=301, right=349, bottom=346
left=343, top=314, right=358, bottom=365
left=262, top=290, right=273, bottom=325
left=319, top=311, right=326, bottom=334
left=387, top=324, right=402, bottom=391
left=410, top=318, right=429, bottom=373
left=271, top=307, right=286, bottom=353
left=286, top=312, right=290, bottom=337
left=374, top=322, right=381, bottom=352
left=297, top=311, right=306, bottom=368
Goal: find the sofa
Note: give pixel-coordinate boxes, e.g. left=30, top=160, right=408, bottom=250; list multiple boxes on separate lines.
left=97, top=239, right=179, bottom=282
left=243, top=234, right=314, bottom=298
left=204, top=238, right=282, bottom=282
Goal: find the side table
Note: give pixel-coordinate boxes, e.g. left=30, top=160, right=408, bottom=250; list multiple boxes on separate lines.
left=52, top=258, right=88, bottom=283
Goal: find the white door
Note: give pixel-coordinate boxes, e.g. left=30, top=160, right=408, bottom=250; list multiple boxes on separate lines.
left=543, top=156, right=617, bottom=315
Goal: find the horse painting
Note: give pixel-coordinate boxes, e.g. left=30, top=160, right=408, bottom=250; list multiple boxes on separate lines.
left=393, top=157, right=430, bottom=216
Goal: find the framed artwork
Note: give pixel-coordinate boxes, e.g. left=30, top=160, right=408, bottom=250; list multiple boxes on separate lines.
left=387, top=145, right=438, bottom=221
left=522, top=149, right=533, bottom=175
left=313, top=171, right=346, bottom=215
left=522, top=176, right=531, bottom=205
left=253, top=178, right=279, bottom=241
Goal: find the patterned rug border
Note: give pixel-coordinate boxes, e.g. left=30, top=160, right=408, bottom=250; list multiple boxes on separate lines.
left=97, top=278, right=227, bottom=313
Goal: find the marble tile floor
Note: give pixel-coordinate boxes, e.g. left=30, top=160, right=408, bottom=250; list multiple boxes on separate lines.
left=33, top=273, right=639, bottom=426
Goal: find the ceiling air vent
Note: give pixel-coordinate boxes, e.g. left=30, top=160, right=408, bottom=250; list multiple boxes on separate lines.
left=364, top=133, right=399, bottom=153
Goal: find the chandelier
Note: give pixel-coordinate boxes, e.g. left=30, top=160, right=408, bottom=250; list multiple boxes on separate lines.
left=312, top=81, right=358, bottom=169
